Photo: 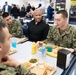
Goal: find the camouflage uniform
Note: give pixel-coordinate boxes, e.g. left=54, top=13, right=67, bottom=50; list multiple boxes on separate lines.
left=0, top=63, right=36, bottom=75
left=0, top=17, right=3, bottom=22
left=45, top=25, right=76, bottom=53
left=7, top=20, right=23, bottom=38
left=0, top=18, right=7, bottom=25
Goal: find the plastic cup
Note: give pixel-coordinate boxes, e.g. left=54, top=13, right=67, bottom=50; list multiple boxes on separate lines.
left=11, top=41, right=16, bottom=48
left=47, top=46, right=52, bottom=52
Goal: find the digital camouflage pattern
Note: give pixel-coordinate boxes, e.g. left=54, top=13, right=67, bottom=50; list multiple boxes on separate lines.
left=0, top=18, right=8, bottom=26
left=45, top=25, right=76, bottom=53
left=7, top=20, right=23, bottom=38
left=0, top=17, right=4, bottom=22
left=0, top=63, right=36, bottom=75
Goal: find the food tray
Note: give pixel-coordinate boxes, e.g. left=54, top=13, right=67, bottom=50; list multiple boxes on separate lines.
left=23, top=59, right=56, bottom=75
left=38, top=43, right=63, bottom=58
left=16, top=37, right=28, bottom=44
left=9, top=47, right=17, bottom=55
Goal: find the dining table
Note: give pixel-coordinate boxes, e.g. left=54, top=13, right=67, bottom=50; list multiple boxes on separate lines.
left=10, top=37, right=76, bottom=75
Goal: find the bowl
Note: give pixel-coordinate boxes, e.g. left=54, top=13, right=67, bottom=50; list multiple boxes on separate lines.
left=29, top=58, right=38, bottom=63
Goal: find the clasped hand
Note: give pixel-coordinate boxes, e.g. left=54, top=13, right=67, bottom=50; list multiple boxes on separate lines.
left=1, top=55, right=20, bottom=67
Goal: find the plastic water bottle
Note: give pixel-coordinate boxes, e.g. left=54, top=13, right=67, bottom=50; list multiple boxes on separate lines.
left=38, top=46, right=46, bottom=68
left=42, top=46, right=46, bottom=57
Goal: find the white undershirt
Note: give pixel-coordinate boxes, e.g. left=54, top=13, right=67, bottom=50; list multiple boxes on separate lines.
left=35, top=22, right=38, bottom=25
left=5, top=5, right=8, bottom=12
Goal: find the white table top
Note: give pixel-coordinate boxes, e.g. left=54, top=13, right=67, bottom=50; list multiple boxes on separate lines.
left=10, top=38, right=63, bottom=75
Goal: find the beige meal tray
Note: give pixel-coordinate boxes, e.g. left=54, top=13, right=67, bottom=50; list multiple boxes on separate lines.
left=23, top=61, right=56, bottom=75
left=38, top=43, right=63, bottom=58
left=16, top=37, right=28, bottom=44
left=9, top=47, right=17, bottom=55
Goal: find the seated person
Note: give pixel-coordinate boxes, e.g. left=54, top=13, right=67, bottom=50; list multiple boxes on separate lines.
left=2, top=12, right=23, bottom=38
left=37, top=10, right=76, bottom=54
left=27, top=9, right=49, bottom=42
left=0, top=21, right=35, bottom=75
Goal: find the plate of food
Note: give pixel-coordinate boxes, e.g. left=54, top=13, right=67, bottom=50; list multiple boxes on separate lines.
left=23, top=59, right=56, bottom=75
left=30, top=62, right=56, bottom=75
left=46, top=44, right=63, bottom=58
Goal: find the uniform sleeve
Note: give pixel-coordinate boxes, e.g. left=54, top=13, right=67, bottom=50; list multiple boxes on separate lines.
left=0, top=64, right=16, bottom=75
left=0, top=64, right=36, bottom=75
left=14, top=21, right=24, bottom=38
left=15, top=64, right=36, bottom=75
left=42, top=24, right=50, bottom=40
left=0, top=71, right=16, bottom=75
left=43, top=26, right=54, bottom=43
left=72, top=28, right=76, bottom=54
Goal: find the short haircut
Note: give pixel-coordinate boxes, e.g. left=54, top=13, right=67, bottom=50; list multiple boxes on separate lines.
left=5, top=1, right=7, bottom=4
left=56, top=10, right=68, bottom=18
left=2, top=12, right=10, bottom=18
left=0, top=21, right=7, bottom=43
